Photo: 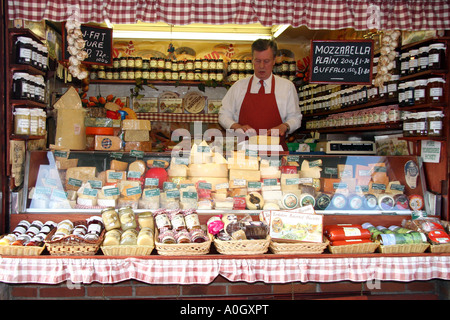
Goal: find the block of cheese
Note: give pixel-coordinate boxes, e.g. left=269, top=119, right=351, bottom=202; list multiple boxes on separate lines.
left=168, top=164, right=187, bottom=177
left=249, top=135, right=280, bottom=145
left=355, top=165, right=372, bottom=186
left=190, top=141, right=212, bottom=164
left=321, top=178, right=341, bottom=194
left=260, top=166, right=281, bottom=179
left=98, top=185, right=120, bottom=200
left=188, top=163, right=228, bottom=178
left=261, top=189, right=283, bottom=201
left=122, top=119, right=151, bottom=131
left=106, top=170, right=126, bottom=184
left=281, top=173, right=300, bottom=191
left=56, top=158, right=79, bottom=170
left=124, top=141, right=152, bottom=152
left=211, top=152, right=227, bottom=164
left=229, top=169, right=260, bottom=188
left=110, top=159, right=129, bottom=171
left=189, top=177, right=228, bottom=191
left=119, top=180, right=142, bottom=200
left=124, top=130, right=150, bottom=142
left=147, top=159, right=170, bottom=169
left=95, top=135, right=122, bottom=151
left=227, top=151, right=259, bottom=170
left=299, top=160, right=322, bottom=179
left=66, top=167, right=97, bottom=190
left=129, top=160, right=146, bottom=176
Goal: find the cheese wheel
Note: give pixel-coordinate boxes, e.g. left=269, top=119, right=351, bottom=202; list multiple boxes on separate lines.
left=245, top=192, right=264, bottom=210
left=129, top=160, right=146, bottom=175
left=147, top=159, right=170, bottom=169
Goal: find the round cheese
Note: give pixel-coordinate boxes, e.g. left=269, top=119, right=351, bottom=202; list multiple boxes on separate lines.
left=245, top=192, right=264, bottom=210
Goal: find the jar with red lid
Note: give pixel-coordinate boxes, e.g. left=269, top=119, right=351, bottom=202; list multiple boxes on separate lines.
left=153, top=210, right=172, bottom=232
left=190, top=229, right=207, bottom=243
left=169, top=211, right=187, bottom=231
left=174, top=230, right=191, bottom=244
left=85, top=216, right=104, bottom=241
left=427, top=77, right=446, bottom=103
left=158, top=229, right=176, bottom=244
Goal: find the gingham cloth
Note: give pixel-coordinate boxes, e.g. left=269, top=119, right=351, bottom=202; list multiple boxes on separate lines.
left=0, top=256, right=449, bottom=284
left=137, top=113, right=219, bottom=123
left=7, top=0, right=450, bottom=30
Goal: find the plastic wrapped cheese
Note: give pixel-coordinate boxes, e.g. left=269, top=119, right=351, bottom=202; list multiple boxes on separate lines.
left=122, top=119, right=151, bottom=131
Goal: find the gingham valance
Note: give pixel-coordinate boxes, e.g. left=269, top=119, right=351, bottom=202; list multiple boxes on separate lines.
left=7, top=0, right=450, bottom=31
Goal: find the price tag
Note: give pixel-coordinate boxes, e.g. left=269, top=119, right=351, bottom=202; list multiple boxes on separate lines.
left=145, top=178, right=159, bottom=187
left=130, top=150, right=144, bottom=158
left=144, top=188, right=160, bottom=197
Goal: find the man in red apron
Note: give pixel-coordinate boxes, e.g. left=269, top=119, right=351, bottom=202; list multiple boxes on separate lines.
left=219, top=39, right=302, bottom=151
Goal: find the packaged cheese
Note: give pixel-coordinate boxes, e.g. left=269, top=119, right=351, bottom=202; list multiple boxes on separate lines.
left=124, top=141, right=152, bottom=152
left=124, top=130, right=150, bottom=142
left=95, top=135, right=122, bottom=151
left=122, top=119, right=151, bottom=131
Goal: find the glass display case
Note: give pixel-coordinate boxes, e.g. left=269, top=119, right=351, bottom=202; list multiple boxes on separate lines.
left=20, top=150, right=431, bottom=216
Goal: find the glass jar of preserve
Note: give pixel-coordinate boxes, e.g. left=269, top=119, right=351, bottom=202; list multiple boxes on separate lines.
left=402, top=112, right=414, bottom=137
left=101, top=207, right=121, bottom=231
left=185, top=59, right=194, bottom=70
left=201, top=59, right=209, bottom=70
left=14, top=108, right=30, bottom=135
left=428, top=43, right=446, bottom=69
left=72, top=224, right=87, bottom=237
left=52, top=220, right=74, bottom=240
left=97, top=66, right=106, bottom=79
left=149, top=57, right=157, bottom=69
left=135, top=56, right=143, bottom=69
left=175, top=230, right=191, bottom=244
left=142, top=59, right=150, bottom=69
left=387, top=75, right=399, bottom=99
left=15, top=36, right=33, bottom=65
left=142, top=68, right=150, bottom=79
left=85, top=216, right=104, bottom=241
left=201, top=69, right=209, bottom=81
left=149, top=68, right=157, bottom=80
left=137, top=228, right=154, bottom=246
left=119, top=56, right=127, bottom=68
left=209, top=59, right=217, bottom=70
left=164, top=68, right=172, bottom=80
left=103, top=229, right=121, bottom=246
left=413, top=79, right=427, bottom=104
left=157, top=68, right=164, bottom=80
left=400, top=52, right=409, bottom=76
left=415, top=112, right=428, bottom=136
left=153, top=210, right=172, bottom=232
left=127, top=67, right=135, bottom=80
left=216, top=71, right=223, bottom=82
left=183, top=210, right=201, bottom=231
left=89, top=69, right=98, bottom=80
left=427, top=77, right=445, bottom=103
left=138, top=211, right=154, bottom=229
left=30, top=40, right=39, bottom=68
left=13, top=73, right=30, bottom=99
left=229, top=59, right=238, bottom=71
left=187, top=70, right=195, bottom=81
left=209, top=71, right=216, bottom=81
left=157, top=57, right=165, bottom=69
left=408, top=49, right=419, bottom=74
left=158, top=230, right=176, bottom=244
left=171, top=61, right=178, bottom=71
left=120, top=229, right=138, bottom=245
left=245, top=59, right=253, bottom=70
left=193, top=69, right=201, bottom=81
left=169, top=211, right=187, bottom=231
left=113, top=58, right=120, bottom=68
left=118, top=206, right=136, bottom=231
left=217, top=59, right=224, bottom=70
left=177, top=59, right=185, bottom=71
left=179, top=70, right=186, bottom=80
left=119, top=67, right=128, bottom=80
left=106, top=67, right=113, bottom=80
left=427, top=110, right=444, bottom=137
left=135, top=68, right=142, bottom=79
left=26, top=220, right=43, bottom=238
left=127, top=56, right=135, bottom=68
left=171, top=70, right=179, bottom=81
left=418, top=46, right=429, bottom=72
left=112, top=68, right=119, bottom=80
left=12, top=220, right=30, bottom=236
left=194, top=59, right=202, bottom=70
left=397, top=82, right=406, bottom=106
left=404, top=81, right=415, bottom=106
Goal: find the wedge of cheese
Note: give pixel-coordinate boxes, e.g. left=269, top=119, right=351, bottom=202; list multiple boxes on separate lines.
left=299, top=160, right=322, bottom=179
left=118, top=180, right=142, bottom=200
left=110, top=159, right=129, bottom=171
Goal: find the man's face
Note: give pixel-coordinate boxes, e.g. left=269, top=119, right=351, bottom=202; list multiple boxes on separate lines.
left=252, top=48, right=275, bottom=80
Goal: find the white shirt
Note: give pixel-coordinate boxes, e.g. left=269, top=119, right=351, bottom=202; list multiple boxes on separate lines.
left=218, top=74, right=302, bottom=134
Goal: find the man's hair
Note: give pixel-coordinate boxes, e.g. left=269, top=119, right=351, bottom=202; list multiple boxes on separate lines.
left=251, top=39, right=278, bottom=58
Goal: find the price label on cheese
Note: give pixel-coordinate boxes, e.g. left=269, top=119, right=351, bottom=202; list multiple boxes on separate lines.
left=233, top=179, right=246, bottom=187
left=180, top=183, right=195, bottom=188
left=286, top=178, right=301, bottom=185
left=358, top=169, right=371, bottom=177
left=356, top=185, right=369, bottom=193
left=390, top=184, right=405, bottom=192
left=45, top=178, right=58, bottom=187
left=247, top=181, right=261, bottom=189
left=333, top=182, right=348, bottom=189
left=269, top=159, right=281, bottom=167
left=263, top=178, right=277, bottom=186
left=173, top=157, right=189, bottom=165
left=88, top=180, right=103, bottom=189
left=54, top=151, right=68, bottom=158
left=152, top=160, right=166, bottom=168
left=309, top=159, right=322, bottom=167
left=324, top=167, right=338, bottom=175
left=104, top=187, right=120, bottom=197
left=215, top=182, right=229, bottom=190
left=373, top=166, right=387, bottom=173
left=126, top=186, right=142, bottom=197
left=182, top=191, right=198, bottom=199
left=163, top=182, right=177, bottom=190
left=110, top=152, right=123, bottom=159
left=145, top=178, right=159, bottom=187
left=286, top=155, right=299, bottom=162
left=127, top=171, right=142, bottom=179
left=299, top=177, right=313, bottom=184
left=83, top=188, right=98, bottom=197
left=197, top=145, right=211, bottom=153
left=246, top=150, right=258, bottom=158
left=166, top=190, right=180, bottom=198
left=108, top=171, right=124, bottom=180
left=144, top=188, right=160, bottom=197
left=198, top=182, right=212, bottom=190
left=372, top=183, right=386, bottom=190
left=68, top=178, right=83, bottom=187
left=51, top=189, right=68, bottom=200
left=130, top=150, right=144, bottom=158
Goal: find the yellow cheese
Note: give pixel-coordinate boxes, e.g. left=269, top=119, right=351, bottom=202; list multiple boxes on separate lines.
left=124, top=130, right=150, bottom=142
left=128, top=160, right=146, bottom=175
left=299, top=160, right=322, bottom=179
left=119, top=180, right=142, bottom=200
left=94, top=135, right=122, bottom=151
left=227, top=151, right=259, bottom=170
left=110, top=160, right=129, bottom=171
left=280, top=173, right=300, bottom=191
left=189, top=177, right=229, bottom=191
left=65, top=167, right=97, bottom=190
left=122, top=119, right=151, bottom=131
left=248, top=135, right=280, bottom=145
left=260, top=166, right=281, bottom=179
left=188, top=163, right=228, bottom=178
left=229, top=169, right=260, bottom=188
left=106, top=170, right=126, bottom=183
left=338, top=164, right=353, bottom=178
left=168, top=164, right=187, bottom=177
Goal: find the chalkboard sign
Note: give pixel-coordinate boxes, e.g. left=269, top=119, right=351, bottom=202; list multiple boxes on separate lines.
left=63, top=24, right=113, bottom=66
left=309, top=40, right=374, bottom=85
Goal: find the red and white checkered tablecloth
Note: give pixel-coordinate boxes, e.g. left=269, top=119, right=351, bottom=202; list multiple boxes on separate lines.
left=137, top=113, right=219, bottom=123
left=8, top=0, right=450, bottom=31
left=0, top=256, right=449, bottom=285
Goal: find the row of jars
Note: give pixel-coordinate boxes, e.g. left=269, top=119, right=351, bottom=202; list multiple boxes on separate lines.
left=403, top=110, right=444, bottom=137
left=299, top=79, right=399, bottom=115
left=305, top=105, right=401, bottom=130
left=14, top=36, right=49, bottom=72
left=400, top=43, right=446, bottom=76
left=91, top=66, right=225, bottom=82
left=112, top=56, right=225, bottom=72
left=13, top=107, right=47, bottom=136
left=398, top=77, right=446, bottom=106
left=12, top=72, right=46, bottom=103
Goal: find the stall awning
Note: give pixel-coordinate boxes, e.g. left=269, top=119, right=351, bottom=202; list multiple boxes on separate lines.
left=7, top=0, right=450, bottom=30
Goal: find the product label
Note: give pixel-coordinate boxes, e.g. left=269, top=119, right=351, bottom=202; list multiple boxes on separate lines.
left=145, top=178, right=159, bottom=187
left=144, top=188, right=160, bottom=197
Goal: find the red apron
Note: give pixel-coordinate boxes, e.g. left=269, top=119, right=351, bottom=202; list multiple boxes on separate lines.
left=238, top=76, right=287, bottom=150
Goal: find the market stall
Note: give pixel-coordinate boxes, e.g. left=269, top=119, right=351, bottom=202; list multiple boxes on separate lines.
left=1, top=0, right=450, bottom=300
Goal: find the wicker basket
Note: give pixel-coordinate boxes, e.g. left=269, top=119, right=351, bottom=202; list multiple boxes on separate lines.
left=328, top=241, right=379, bottom=254
left=45, top=221, right=105, bottom=256
left=0, top=239, right=45, bottom=256
left=378, top=243, right=430, bottom=254
left=154, top=229, right=211, bottom=256
left=101, top=245, right=154, bottom=256
left=213, top=236, right=271, bottom=255
left=270, top=239, right=328, bottom=255
left=429, top=243, right=450, bottom=253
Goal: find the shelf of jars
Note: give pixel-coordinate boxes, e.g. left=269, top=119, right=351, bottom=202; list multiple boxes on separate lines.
left=89, top=79, right=232, bottom=87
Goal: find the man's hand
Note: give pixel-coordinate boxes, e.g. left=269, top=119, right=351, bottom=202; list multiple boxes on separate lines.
left=268, top=123, right=289, bottom=136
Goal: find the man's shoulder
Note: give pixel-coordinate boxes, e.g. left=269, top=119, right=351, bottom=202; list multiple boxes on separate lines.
left=274, top=74, right=295, bottom=88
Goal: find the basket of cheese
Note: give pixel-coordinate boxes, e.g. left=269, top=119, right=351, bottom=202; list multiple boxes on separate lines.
left=325, top=224, right=379, bottom=254
left=153, top=209, right=211, bottom=256
left=208, top=214, right=271, bottom=255
left=402, top=217, right=450, bottom=253
left=45, top=218, right=105, bottom=256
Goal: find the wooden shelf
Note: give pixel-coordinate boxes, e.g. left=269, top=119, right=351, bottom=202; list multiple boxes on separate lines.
left=89, top=79, right=232, bottom=87
left=400, top=102, right=446, bottom=112
left=303, top=122, right=402, bottom=134
left=11, top=100, right=47, bottom=108
left=399, top=69, right=447, bottom=82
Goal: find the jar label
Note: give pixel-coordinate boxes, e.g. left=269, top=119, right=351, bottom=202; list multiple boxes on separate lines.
left=430, top=87, right=443, bottom=97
